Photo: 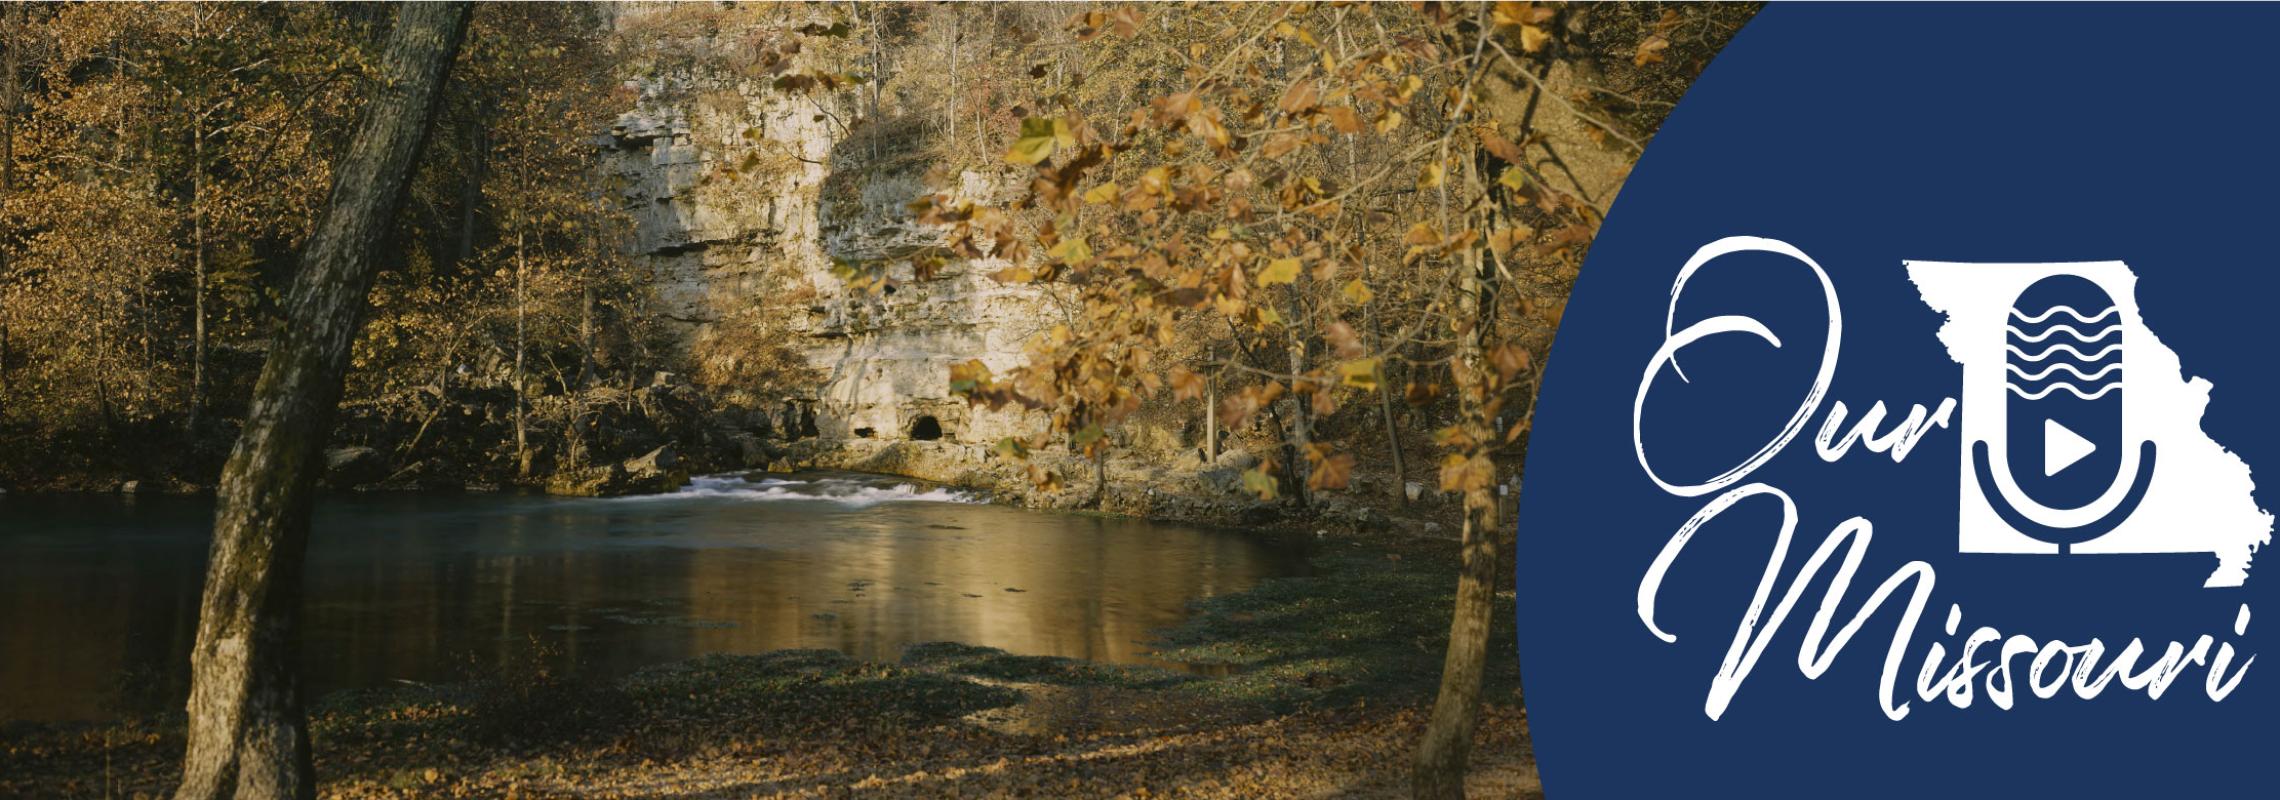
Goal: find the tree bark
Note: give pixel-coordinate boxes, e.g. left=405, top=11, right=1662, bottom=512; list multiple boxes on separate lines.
left=1203, top=366, right=1218, bottom=464
left=174, top=6, right=468, bottom=799
left=456, top=120, right=483, bottom=268
left=1414, top=246, right=1501, bottom=800
left=513, top=229, right=530, bottom=479
left=189, top=125, right=207, bottom=435
left=1413, top=492, right=1500, bottom=799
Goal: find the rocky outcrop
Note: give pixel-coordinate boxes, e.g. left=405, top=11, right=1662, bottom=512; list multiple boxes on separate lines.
left=545, top=444, right=690, bottom=497
left=601, top=8, right=1053, bottom=455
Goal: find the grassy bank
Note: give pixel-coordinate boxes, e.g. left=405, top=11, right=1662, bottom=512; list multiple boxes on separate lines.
left=1, top=532, right=1529, bottom=799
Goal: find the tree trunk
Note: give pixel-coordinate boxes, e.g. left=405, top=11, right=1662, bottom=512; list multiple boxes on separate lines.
left=1414, top=246, right=1501, bottom=800
left=1413, top=493, right=1500, bottom=799
left=189, top=126, right=207, bottom=435
left=174, top=6, right=468, bottom=799
left=576, top=283, right=595, bottom=391
left=513, top=229, right=529, bottom=479
left=1377, top=370, right=1408, bottom=505
left=1203, top=368, right=1218, bottom=464
left=400, top=358, right=450, bottom=463
left=456, top=120, right=482, bottom=267
left=1286, top=334, right=1311, bottom=504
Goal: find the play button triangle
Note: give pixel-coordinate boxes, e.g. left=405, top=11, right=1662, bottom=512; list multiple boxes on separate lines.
left=2044, top=418, right=2097, bottom=477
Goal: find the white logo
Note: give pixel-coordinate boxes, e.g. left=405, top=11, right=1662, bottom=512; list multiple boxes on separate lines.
left=1910, top=261, right=2271, bottom=587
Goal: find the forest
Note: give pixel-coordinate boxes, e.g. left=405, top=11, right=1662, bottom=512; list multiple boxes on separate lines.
left=0, top=2, right=1752, bottom=798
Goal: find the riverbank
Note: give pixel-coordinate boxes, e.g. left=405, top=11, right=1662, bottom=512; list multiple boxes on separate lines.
left=784, top=437, right=1466, bottom=537
left=0, top=429, right=1466, bottom=545
left=0, top=530, right=1528, bottom=798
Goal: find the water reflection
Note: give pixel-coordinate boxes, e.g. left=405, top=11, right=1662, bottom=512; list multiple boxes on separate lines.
left=0, top=473, right=1306, bottom=722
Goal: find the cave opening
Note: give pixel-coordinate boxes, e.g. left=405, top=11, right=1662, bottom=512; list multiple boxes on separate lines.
left=909, top=415, right=944, bottom=441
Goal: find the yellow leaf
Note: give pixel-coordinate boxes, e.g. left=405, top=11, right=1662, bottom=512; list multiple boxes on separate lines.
left=1241, top=466, right=1279, bottom=500
left=1257, top=257, right=1301, bottom=286
left=1342, top=279, right=1375, bottom=305
left=1004, top=117, right=1067, bottom=165
left=1520, top=25, right=1551, bottom=53
left=1048, top=235, right=1093, bottom=265
left=1499, top=167, right=1527, bottom=192
left=1376, top=110, right=1404, bottom=134
left=1339, top=358, right=1381, bottom=390
left=1082, top=181, right=1119, bottom=204
left=1418, top=163, right=1445, bottom=191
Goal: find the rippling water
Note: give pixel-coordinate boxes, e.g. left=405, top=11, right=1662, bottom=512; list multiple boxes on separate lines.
left=0, top=471, right=1306, bottom=722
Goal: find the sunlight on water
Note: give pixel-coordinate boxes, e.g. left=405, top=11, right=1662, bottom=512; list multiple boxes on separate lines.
left=0, top=472, right=1304, bottom=722
left=604, top=473, right=983, bottom=507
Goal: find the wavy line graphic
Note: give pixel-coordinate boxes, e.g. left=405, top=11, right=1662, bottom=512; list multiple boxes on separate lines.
left=2006, top=342, right=2123, bottom=363
left=2006, top=381, right=2123, bottom=401
left=2006, top=361, right=2124, bottom=382
left=2005, top=322, right=2121, bottom=344
left=2010, top=305, right=2120, bottom=325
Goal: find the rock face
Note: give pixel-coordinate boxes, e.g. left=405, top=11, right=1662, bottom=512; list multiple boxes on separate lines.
left=600, top=8, right=1050, bottom=452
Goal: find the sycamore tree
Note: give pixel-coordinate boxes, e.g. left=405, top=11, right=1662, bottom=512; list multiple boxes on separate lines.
left=914, top=3, right=1747, bottom=797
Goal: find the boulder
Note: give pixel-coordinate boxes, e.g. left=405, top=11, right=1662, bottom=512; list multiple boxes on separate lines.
left=323, top=446, right=391, bottom=489
left=625, top=444, right=680, bottom=475
left=1211, top=449, right=1260, bottom=471
left=547, top=445, right=689, bottom=497
left=546, top=464, right=631, bottom=497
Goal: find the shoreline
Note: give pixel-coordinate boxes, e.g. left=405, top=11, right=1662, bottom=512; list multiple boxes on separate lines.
left=1, top=527, right=1529, bottom=798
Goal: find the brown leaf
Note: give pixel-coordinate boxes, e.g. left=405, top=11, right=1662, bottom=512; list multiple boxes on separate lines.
left=1278, top=78, right=1320, bottom=115
left=1326, top=322, right=1365, bottom=359
left=1490, top=343, right=1532, bottom=381
left=1307, top=452, right=1355, bottom=491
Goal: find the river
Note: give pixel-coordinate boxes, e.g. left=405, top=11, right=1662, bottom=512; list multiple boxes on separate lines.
left=0, top=472, right=1307, bottom=722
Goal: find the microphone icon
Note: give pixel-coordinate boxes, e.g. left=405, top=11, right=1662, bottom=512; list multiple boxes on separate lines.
left=1968, top=274, right=2156, bottom=553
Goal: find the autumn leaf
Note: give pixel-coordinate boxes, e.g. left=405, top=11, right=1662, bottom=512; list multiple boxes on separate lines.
left=1047, top=235, right=1093, bottom=266
left=948, top=359, right=994, bottom=394
left=1635, top=34, right=1671, bottom=67
left=1341, top=279, right=1374, bottom=305
left=1490, top=343, right=1533, bottom=380
left=1256, top=257, right=1301, bottom=286
left=1081, top=181, right=1119, bottom=204
left=1005, top=117, right=1071, bottom=165
left=1241, top=465, right=1280, bottom=500
left=1307, top=451, right=1355, bottom=491
left=1278, top=78, right=1319, bottom=114
left=1169, top=366, right=1205, bottom=401
left=1498, top=167, right=1527, bottom=192
left=1403, top=222, right=1441, bottom=247
left=1338, top=358, right=1380, bottom=390
left=1325, top=322, right=1365, bottom=359
left=1480, top=129, right=1525, bottom=164
left=994, top=437, right=1030, bottom=460
left=1519, top=25, right=1551, bottom=53
left=1375, top=109, right=1403, bottom=134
